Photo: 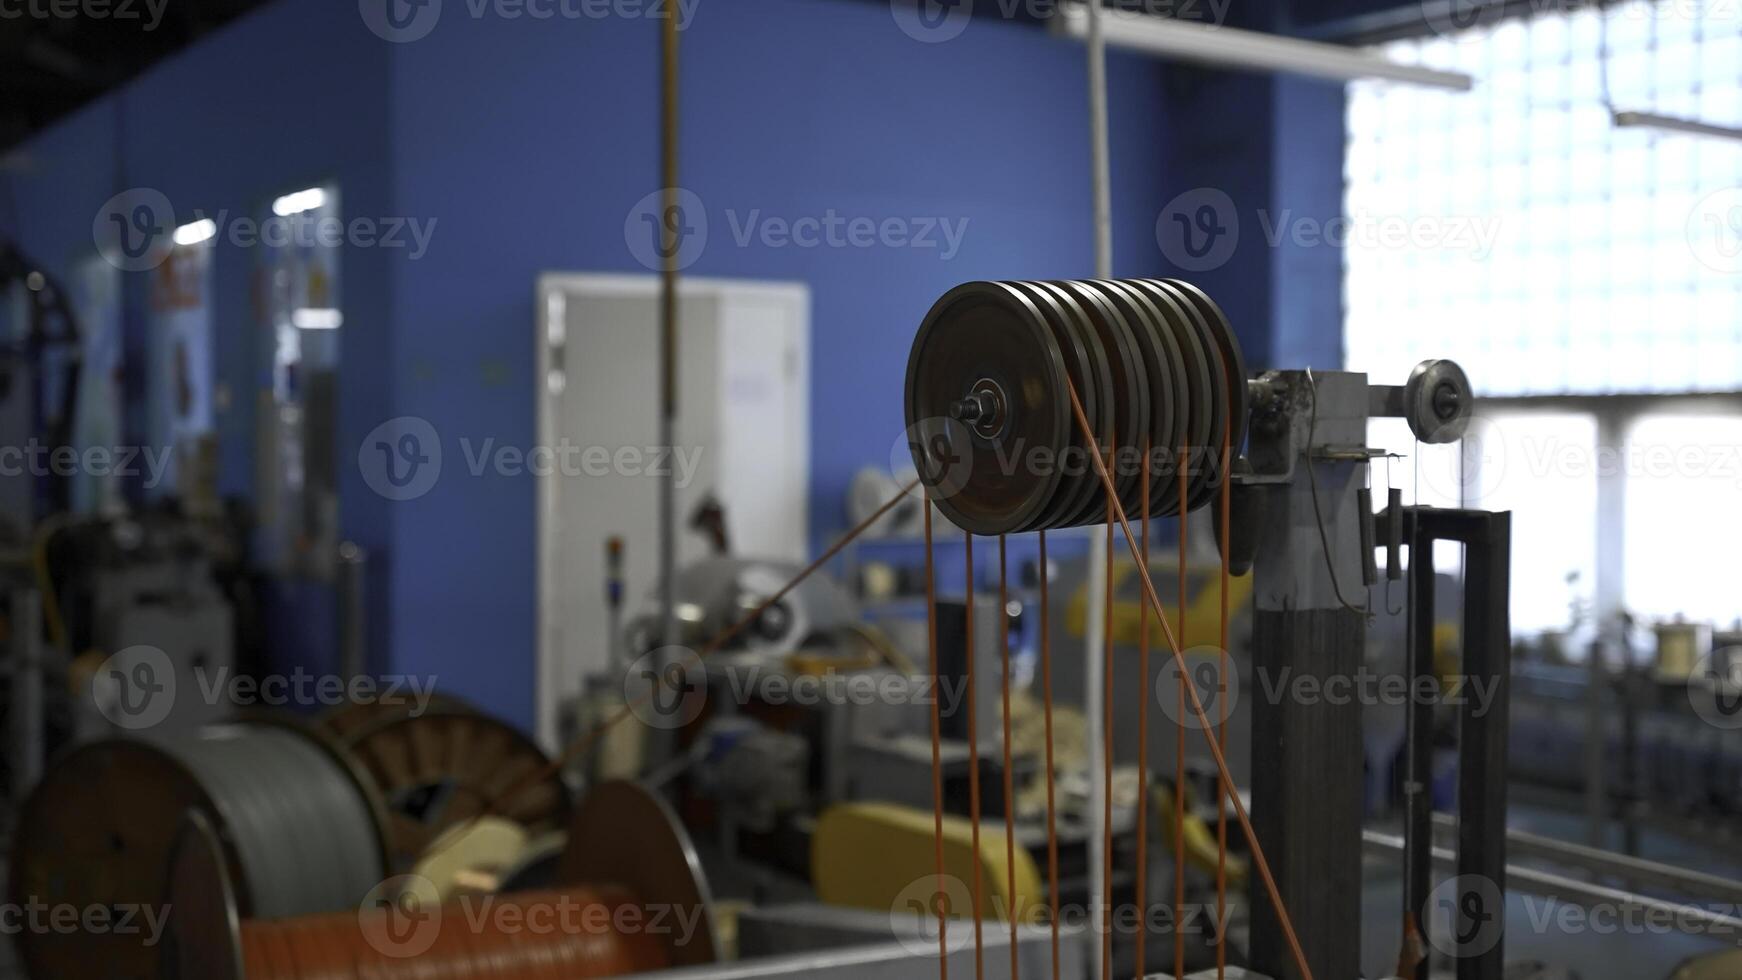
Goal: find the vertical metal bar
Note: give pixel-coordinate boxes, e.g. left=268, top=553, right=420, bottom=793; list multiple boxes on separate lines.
left=1402, top=513, right=1436, bottom=980
left=337, top=542, right=367, bottom=683
left=1082, top=2, right=1114, bottom=973
left=1133, top=440, right=1151, bottom=980
left=1457, top=513, right=1510, bottom=980
left=1000, top=535, right=1018, bottom=980
left=656, top=0, right=681, bottom=768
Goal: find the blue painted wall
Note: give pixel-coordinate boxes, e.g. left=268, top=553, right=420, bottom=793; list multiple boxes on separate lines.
left=1, top=0, right=1349, bottom=731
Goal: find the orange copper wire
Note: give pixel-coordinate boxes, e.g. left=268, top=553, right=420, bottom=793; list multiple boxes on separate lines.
left=240, top=887, right=670, bottom=980
left=925, top=499, right=950, bottom=980
left=1038, top=530, right=1061, bottom=980
left=999, top=535, right=1018, bottom=980
left=1217, top=393, right=1233, bottom=979
left=1173, top=452, right=1188, bottom=980
left=1101, top=442, right=1116, bottom=980
left=1063, top=378, right=1315, bottom=980
left=1133, top=440, right=1151, bottom=980
left=477, top=479, right=922, bottom=827
left=966, top=533, right=985, bottom=980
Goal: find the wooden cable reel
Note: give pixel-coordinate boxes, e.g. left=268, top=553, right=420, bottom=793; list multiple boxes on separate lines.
left=163, top=780, right=718, bottom=980
left=8, top=717, right=392, bottom=980
left=336, top=704, right=571, bottom=872
left=904, top=279, right=1247, bottom=535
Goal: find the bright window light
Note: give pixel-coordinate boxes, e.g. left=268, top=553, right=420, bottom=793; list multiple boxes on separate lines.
left=173, top=219, right=217, bottom=246
left=272, top=187, right=328, bottom=218
left=291, top=308, right=343, bottom=330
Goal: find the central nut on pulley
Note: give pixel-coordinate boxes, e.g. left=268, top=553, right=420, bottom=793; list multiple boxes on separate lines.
left=950, top=380, right=1008, bottom=437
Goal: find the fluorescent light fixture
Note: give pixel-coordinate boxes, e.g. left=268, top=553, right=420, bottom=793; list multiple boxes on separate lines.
left=272, top=187, right=327, bottom=217
left=292, top=307, right=343, bottom=330
left=1054, top=2, right=1473, bottom=91
left=173, top=218, right=217, bottom=246
left=1612, top=109, right=1742, bottom=144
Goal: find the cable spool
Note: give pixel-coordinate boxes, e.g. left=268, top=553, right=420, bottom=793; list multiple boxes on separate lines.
left=337, top=705, right=571, bottom=872
left=164, top=780, right=717, bottom=980
left=9, top=717, right=391, bottom=980
left=905, top=279, right=1247, bottom=535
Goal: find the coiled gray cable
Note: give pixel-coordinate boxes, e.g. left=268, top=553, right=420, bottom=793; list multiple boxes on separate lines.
left=166, top=723, right=384, bottom=917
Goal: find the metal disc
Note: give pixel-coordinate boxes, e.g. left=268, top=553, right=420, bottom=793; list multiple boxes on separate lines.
left=1123, top=279, right=1213, bottom=513
left=1143, top=279, right=1228, bottom=511
left=162, top=810, right=245, bottom=980
left=1085, top=279, right=1185, bottom=517
left=560, top=780, right=719, bottom=967
left=1052, top=279, right=1151, bottom=518
left=1162, top=277, right=1249, bottom=469
left=1007, top=280, right=1112, bottom=531
left=904, top=281, right=1071, bottom=536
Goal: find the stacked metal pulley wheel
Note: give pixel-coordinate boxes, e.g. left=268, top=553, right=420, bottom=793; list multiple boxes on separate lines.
left=8, top=718, right=391, bottom=980
left=904, top=279, right=1248, bottom=535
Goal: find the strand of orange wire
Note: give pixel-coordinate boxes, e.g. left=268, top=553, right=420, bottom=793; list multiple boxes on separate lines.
left=966, top=534, right=986, bottom=980
left=1038, top=528, right=1060, bottom=980
left=924, top=498, right=950, bottom=980
left=999, top=535, right=1019, bottom=980
left=477, top=478, right=922, bottom=825
left=1132, top=439, right=1151, bottom=979
left=1100, top=438, right=1117, bottom=980
left=1173, top=450, right=1188, bottom=980
left=1063, top=379, right=1316, bottom=980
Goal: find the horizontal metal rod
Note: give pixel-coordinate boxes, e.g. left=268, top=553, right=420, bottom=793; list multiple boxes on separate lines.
left=1613, top=109, right=1742, bottom=143
left=1053, top=1, right=1473, bottom=91
left=1429, top=813, right=1742, bottom=907
left=1363, top=830, right=1742, bottom=937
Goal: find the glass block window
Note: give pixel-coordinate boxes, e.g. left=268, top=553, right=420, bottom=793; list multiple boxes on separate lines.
left=1345, top=0, right=1742, bottom=396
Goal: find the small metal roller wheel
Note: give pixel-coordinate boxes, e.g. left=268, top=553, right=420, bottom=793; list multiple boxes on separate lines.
left=1404, top=359, right=1473, bottom=444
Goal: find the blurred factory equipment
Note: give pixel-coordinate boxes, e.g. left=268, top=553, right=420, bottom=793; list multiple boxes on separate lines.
left=163, top=780, right=717, bottom=979
left=535, top=273, right=811, bottom=749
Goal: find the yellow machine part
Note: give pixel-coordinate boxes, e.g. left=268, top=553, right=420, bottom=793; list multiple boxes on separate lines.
left=1672, top=950, right=1742, bottom=980
left=1066, top=562, right=1252, bottom=650
left=813, top=803, right=1046, bottom=924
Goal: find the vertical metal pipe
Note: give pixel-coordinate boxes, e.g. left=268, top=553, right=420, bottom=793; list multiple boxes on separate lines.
left=337, top=542, right=367, bottom=683
left=1082, top=4, right=1114, bottom=977
left=657, top=11, right=681, bottom=707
